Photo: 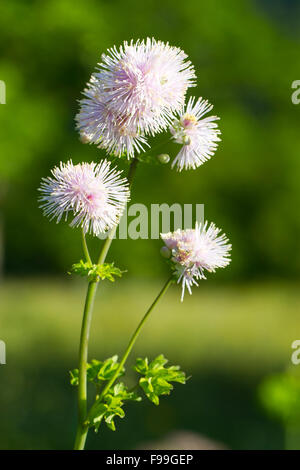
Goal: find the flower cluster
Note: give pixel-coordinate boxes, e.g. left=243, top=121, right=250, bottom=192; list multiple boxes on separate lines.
left=39, top=39, right=231, bottom=301
left=39, top=160, right=129, bottom=237
left=170, top=97, right=221, bottom=171
left=76, top=38, right=221, bottom=172
left=37, top=38, right=232, bottom=450
left=161, top=222, right=231, bottom=301
left=76, top=38, right=196, bottom=158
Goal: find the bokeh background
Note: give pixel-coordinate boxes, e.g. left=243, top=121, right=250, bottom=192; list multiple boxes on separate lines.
left=1, top=0, right=300, bottom=450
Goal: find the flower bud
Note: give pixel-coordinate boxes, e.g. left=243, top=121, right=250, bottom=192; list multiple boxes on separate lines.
left=80, top=133, right=91, bottom=144
left=182, top=135, right=191, bottom=145
left=160, top=246, right=171, bottom=258
left=157, top=154, right=170, bottom=164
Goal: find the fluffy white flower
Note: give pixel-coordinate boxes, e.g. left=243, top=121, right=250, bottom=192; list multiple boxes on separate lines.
left=39, top=160, right=130, bottom=236
left=161, top=222, right=231, bottom=301
left=76, top=38, right=196, bottom=158
left=170, top=97, right=221, bottom=171
left=76, top=79, right=148, bottom=158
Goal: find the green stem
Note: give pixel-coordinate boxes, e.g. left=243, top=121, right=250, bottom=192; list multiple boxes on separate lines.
left=74, top=280, right=98, bottom=450
left=97, top=157, right=139, bottom=266
left=81, top=228, right=92, bottom=264
left=74, top=157, right=139, bottom=450
left=127, top=156, right=139, bottom=184
left=97, top=226, right=117, bottom=266
left=88, top=277, right=173, bottom=419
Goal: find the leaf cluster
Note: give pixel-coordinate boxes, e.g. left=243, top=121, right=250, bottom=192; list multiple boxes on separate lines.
left=88, top=382, right=141, bottom=431
left=70, top=260, right=123, bottom=282
left=134, top=354, right=187, bottom=405
left=70, top=355, right=124, bottom=387
left=70, top=354, right=187, bottom=432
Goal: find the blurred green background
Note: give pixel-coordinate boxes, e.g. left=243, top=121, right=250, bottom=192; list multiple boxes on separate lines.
left=1, top=0, right=300, bottom=450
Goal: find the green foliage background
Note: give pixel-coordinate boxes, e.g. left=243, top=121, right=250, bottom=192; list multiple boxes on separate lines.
left=0, top=0, right=300, bottom=450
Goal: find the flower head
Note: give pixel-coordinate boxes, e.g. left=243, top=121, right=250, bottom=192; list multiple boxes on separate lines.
left=39, top=160, right=130, bottom=236
left=76, top=79, right=148, bottom=158
left=161, top=222, right=231, bottom=301
left=76, top=38, right=196, bottom=158
left=170, top=97, right=221, bottom=171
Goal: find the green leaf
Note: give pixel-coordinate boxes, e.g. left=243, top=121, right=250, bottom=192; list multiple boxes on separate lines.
left=88, top=381, right=141, bottom=432
left=70, top=260, right=124, bottom=282
left=134, top=357, right=149, bottom=375
left=135, top=354, right=187, bottom=405
left=69, top=369, right=79, bottom=386
left=94, top=355, right=124, bottom=382
left=97, top=263, right=124, bottom=282
left=136, top=154, right=161, bottom=165
left=69, top=356, right=125, bottom=387
left=149, top=354, right=168, bottom=369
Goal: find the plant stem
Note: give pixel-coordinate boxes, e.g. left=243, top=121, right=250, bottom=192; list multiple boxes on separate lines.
left=74, top=280, right=98, bottom=450
left=81, top=228, right=92, bottom=264
left=97, top=157, right=139, bottom=266
left=88, top=277, right=173, bottom=419
left=97, top=226, right=117, bottom=266
left=73, top=157, right=139, bottom=450
left=127, top=156, right=139, bottom=184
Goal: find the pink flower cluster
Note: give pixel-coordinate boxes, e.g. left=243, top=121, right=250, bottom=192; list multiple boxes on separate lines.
left=39, top=160, right=130, bottom=237
left=76, top=38, right=196, bottom=158
left=170, top=97, right=221, bottom=171
left=161, top=222, right=231, bottom=300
